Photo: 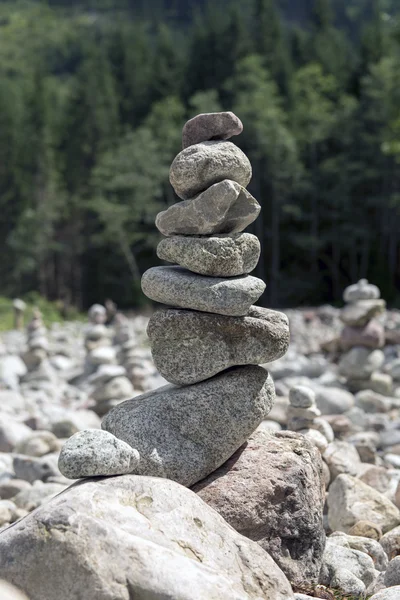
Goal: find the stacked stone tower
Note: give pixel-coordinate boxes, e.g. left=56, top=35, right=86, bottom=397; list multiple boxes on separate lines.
left=58, top=112, right=290, bottom=485
left=338, top=279, right=389, bottom=394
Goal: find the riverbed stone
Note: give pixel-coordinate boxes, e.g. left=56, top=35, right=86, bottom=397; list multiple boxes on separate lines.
left=344, top=279, right=381, bottom=303
left=102, top=365, right=275, bottom=487
left=157, top=233, right=260, bottom=277
left=338, top=347, right=385, bottom=379
left=341, top=319, right=385, bottom=350
left=170, top=141, right=252, bottom=200
left=182, top=111, right=243, bottom=148
left=156, top=179, right=260, bottom=236
left=341, top=299, right=386, bottom=327
left=147, top=306, right=289, bottom=385
left=141, top=266, right=265, bottom=316
left=58, top=429, right=140, bottom=479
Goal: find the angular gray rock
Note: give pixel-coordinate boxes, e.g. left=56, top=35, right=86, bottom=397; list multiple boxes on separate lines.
left=147, top=306, right=289, bottom=385
left=182, top=111, right=243, bottom=149
left=102, top=365, right=275, bottom=486
left=157, top=233, right=260, bottom=277
left=323, top=441, right=362, bottom=480
left=156, top=179, right=260, bottom=236
left=58, top=429, right=140, bottom=479
left=193, top=430, right=326, bottom=586
left=170, top=141, right=252, bottom=200
left=328, top=474, right=400, bottom=534
left=141, top=266, right=265, bottom=316
left=319, top=539, right=376, bottom=597
left=0, top=475, right=294, bottom=600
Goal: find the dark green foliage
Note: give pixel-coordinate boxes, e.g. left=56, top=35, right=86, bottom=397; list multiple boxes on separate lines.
left=0, top=0, right=400, bottom=309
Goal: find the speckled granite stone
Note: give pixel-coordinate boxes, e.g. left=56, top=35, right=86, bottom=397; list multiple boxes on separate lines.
left=182, top=111, right=243, bottom=149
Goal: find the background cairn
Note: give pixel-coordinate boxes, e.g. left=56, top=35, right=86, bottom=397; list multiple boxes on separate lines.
left=58, top=112, right=290, bottom=485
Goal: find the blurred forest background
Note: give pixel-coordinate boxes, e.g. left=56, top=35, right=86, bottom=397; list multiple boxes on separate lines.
left=1, top=0, right=400, bottom=310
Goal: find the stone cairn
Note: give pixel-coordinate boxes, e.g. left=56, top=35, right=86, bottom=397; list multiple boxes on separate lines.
left=21, top=309, right=57, bottom=389
left=287, top=385, right=334, bottom=453
left=337, top=279, right=391, bottom=395
left=58, top=112, right=290, bottom=484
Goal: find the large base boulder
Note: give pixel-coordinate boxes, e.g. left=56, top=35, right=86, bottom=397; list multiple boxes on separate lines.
left=0, top=475, right=294, bottom=600
left=193, top=430, right=326, bottom=586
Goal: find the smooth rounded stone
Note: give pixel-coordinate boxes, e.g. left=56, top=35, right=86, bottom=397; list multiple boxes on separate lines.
left=88, top=303, right=106, bottom=324
left=380, top=525, right=400, bottom=559
left=51, top=409, right=101, bottom=439
left=344, top=279, right=381, bottom=303
left=193, top=430, right=326, bottom=586
left=87, top=346, right=116, bottom=366
left=300, top=429, right=329, bottom=453
left=157, top=233, right=260, bottom=277
left=0, top=416, right=31, bottom=453
left=370, top=588, right=400, bottom=600
left=13, top=482, right=67, bottom=512
left=59, top=430, right=140, bottom=479
left=0, top=499, right=14, bottom=526
left=289, top=385, right=316, bottom=408
left=384, top=556, right=400, bottom=587
left=102, top=366, right=275, bottom=487
left=156, top=179, right=261, bottom=237
left=328, top=474, right=400, bottom=534
left=13, top=453, right=61, bottom=484
left=0, top=580, right=29, bottom=600
left=349, top=372, right=394, bottom=397
left=147, top=306, right=289, bottom=385
left=338, top=347, right=385, bottom=379
left=328, top=531, right=388, bottom=572
left=355, top=389, right=391, bottom=413
left=385, top=454, right=400, bottom=468
left=341, top=299, right=386, bottom=327
left=88, top=364, right=126, bottom=385
left=92, top=376, right=134, bottom=403
left=312, top=418, right=335, bottom=443
left=182, top=111, right=243, bottom=148
left=341, top=320, right=385, bottom=351
left=349, top=520, right=383, bottom=541
left=141, top=266, right=265, bottom=316
left=313, top=385, right=355, bottom=415
left=0, top=475, right=294, bottom=600
left=0, top=480, right=31, bottom=500
left=85, top=323, right=109, bottom=342
left=288, top=406, right=321, bottom=420
left=319, top=539, right=376, bottom=597
left=14, top=430, right=59, bottom=457
left=358, top=466, right=391, bottom=494
left=170, top=141, right=252, bottom=200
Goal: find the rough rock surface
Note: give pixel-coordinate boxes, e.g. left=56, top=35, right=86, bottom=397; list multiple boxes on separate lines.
left=147, top=306, right=290, bottom=385
left=170, top=141, right=252, bottom=200
left=384, top=556, right=400, bottom=587
left=141, top=266, right=265, bottom=316
left=58, top=429, right=140, bottom=479
left=0, top=475, right=294, bottom=600
left=328, top=474, right=400, bottom=534
left=156, top=179, right=260, bottom=236
left=370, top=588, right=400, bottom=600
left=193, top=430, right=325, bottom=586
left=102, top=365, right=275, bottom=486
left=319, top=539, right=376, bottom=597
left=182, top=111, right=243, bottom=149
left=157, top=233, right=261, bottom=277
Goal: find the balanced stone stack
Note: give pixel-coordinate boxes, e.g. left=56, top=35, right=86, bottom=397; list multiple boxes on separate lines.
left=21, top=309, right=57, bottom=388
left=59, top=112, right=290, bottom=486
left=338, top=279, right=391, bottom=395
left=88, top=364, right=134, bottom=417
left=287, top=385, right=334, bottom=453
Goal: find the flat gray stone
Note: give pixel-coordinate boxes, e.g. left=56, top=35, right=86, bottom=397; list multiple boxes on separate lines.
left=170, top=141, right=252, bottom=200
left=156, top=179, right=260, bottom=236
left=341, top=299, right=386, bottom=327
left=102, top=365, right=275, bottom=487
left=344, top=279, right=381, bottom=302
left=0, top=475, right=294, bottom=600
left=58, top=429, right=140, bottom=479
left=141, top=266, right=265, bottom=316
left=182, top=111, right=243, bottom=149
left=157, top=233, right=260, bottom=277
left=147, top=306, right=289, bottom=385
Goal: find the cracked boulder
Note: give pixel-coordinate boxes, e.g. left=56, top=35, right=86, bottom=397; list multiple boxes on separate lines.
left=0, top=475, right=294, bottom=600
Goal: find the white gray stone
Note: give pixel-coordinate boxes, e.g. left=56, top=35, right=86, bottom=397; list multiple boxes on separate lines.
left=147, top=306, right=289, bottom=385
left=141, top=266, right=265, bottom=316
left=156, top=179, right=260, bottom=236
left=320, top=540, right=376, bottom=597
left=59, top=429, right=140, bottom=479
left=370, top=588, right=400, bottom=600
left=344, top=279, right=381, bottom=302
left=0, top=475, right=294, bottom=600
left=289, top=385, right=316, bottom=408
left=341, top=299, right=386, bottom=327
left=182, top=111, right=243, bottom=148
left=102, top=365, right=275, bottom=486
left=338, top=347, right=385, bottom=379
left=170, top=141, right=252, bottom=200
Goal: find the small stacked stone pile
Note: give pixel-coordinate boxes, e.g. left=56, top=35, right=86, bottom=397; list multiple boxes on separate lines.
left=83, top=304, right=114, bottom=375
left=21, top=309, right=57, bottom=389
left=88, top=364, right=134, bottom=417
left=58, top=112, right=290, bottom=485
left=287, top=385, right=334, bottom=453
left=338, top=279, right=391, bottom=395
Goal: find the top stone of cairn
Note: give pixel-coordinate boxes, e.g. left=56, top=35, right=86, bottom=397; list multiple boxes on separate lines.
left=182, top=111, right=243, bottom=149
left=343, top=279, right=381, bottom=303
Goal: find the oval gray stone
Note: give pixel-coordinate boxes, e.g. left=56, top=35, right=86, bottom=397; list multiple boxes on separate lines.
left=170, top=141, right=252, bottom=200
left=141, top=266, right=265, bottom=316
left=102, top=365, right=276, bottom=487
left=147, top=306, right=289, bottom=385
left=182, top=111, right=243, bottom=149
left=58, top=429, right=140, bottom=479
left=343, top=279, right=381, bottom=303
left=157, top=233, right=261, bottom=277
left=156, top=179, right=261, bottom=236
